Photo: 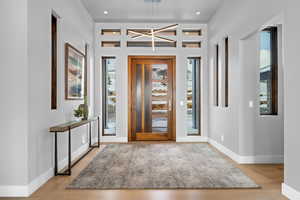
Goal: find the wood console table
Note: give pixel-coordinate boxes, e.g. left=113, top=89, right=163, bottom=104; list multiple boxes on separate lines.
left=49, top=116, right=100, bottom=176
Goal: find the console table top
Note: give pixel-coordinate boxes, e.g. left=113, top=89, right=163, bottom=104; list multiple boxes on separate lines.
left=49, top=116, right=99, bottom=132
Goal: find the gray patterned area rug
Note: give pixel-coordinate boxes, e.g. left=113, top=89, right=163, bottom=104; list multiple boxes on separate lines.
left=68, top=143, right=259, bottom=189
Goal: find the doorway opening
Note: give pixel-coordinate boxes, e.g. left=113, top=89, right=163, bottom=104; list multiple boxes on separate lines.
left=128, top=56, right=176, bottom=141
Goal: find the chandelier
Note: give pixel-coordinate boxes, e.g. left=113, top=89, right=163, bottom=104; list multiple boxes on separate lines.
left=128, top=0, right=177, bottom=51
left=128, top=24, right=178, bottom=51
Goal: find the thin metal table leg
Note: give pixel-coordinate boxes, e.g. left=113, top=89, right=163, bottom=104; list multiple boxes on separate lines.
left=53, top=117, right=101, bottom=176
left=68, top=128, right=71, bottom=175
left=98, top=116, right=100, bottom=147
left=89, top=122, right=92, bottom=147
left=54, top=132, right=58, bottom=176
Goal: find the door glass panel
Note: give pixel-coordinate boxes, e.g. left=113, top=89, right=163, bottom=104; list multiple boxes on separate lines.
left=135, top=64, right=143, bottom=133
left=186, top=57, right=201, bottom=135
left=152, top=64, right=168, bottom=133
left=135, top=63, right=169, bottom=134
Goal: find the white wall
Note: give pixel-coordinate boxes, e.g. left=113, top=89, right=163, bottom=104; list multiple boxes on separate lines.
left=208, top=0, right=285, bottom=162
left=95, top=23, right=208, bottom=142
left=284, top=0, right=300, bottom=195
left=2, top=0, right=300, bottom=198
left=0, top=0, right=29, bottom=186
left=238, top=27, right=284, bottom=159
left=0, top=0, right=94, bottom=196
left=27, top=0, right=94, bottom=185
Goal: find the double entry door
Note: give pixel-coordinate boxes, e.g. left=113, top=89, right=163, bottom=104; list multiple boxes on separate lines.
left=129, top=57, right=175, bottom=141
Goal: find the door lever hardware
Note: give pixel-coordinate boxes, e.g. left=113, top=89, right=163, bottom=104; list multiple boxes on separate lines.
left=169, top=99, right=172, bottom=111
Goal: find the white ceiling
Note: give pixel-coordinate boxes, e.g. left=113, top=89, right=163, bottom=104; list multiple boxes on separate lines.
left=81, top=0, right=223, bottom=23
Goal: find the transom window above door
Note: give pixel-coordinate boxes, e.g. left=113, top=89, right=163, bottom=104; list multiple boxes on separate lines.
left=98, top=24, right=205, bottom=49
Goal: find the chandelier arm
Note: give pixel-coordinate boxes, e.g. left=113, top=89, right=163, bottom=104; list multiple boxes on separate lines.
left=131, top=35, right=144, bottom=39
left=153, top=24, right=178, bottom=34
left=129, top=31, right=175, bottom=43
left=151, top=29, right=155, bottom=52
left=131, top=33, right=152, bottom=39
left=154, top=35, right=176, bottom=43
left=128, top=30, right=153, bottom=39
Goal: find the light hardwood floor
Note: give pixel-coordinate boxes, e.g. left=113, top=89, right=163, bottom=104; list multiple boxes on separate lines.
left=1, top=143, right=287, bottom=200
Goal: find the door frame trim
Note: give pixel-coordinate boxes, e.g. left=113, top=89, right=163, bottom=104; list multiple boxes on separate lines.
left=128, top=56, right=176, bottom=141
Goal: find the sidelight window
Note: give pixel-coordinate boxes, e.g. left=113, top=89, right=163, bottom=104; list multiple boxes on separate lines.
left=102, top=57, right=117, bottom=135
left=186, top=57, right=201, bottom=135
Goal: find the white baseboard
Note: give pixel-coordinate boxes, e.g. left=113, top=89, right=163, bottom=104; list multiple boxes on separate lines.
left=100, top=136, right=128, bottom=143
left=239, top=155, right=284, bottom=164
left=0, top=142, right=92, bottom=197
left=208, top=139, right=283, bottom=164
left=176, top=136, right=208, bottom=142
left=282, top=183, right=300, bottom=200
left=28, top=168, right=53, bottom=196
left=0, top=169, right=53, bottom=197
left=0, top=186, right=29, bottom=197
left=58, top=143, right=89, bottom=171
left=208, top=139, right=241, bottom=163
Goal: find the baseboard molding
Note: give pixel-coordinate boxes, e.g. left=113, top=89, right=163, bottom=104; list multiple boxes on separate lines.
left=34, top=143, right=91, bottom=195
left=208, top=139, right=241, bottom=163
left=208, top=139, right=283, bottom=164
left=58, top=143, right=89, bottom=171
left=100, top=136, right=128, bottom=143
left=0, top=169, right=54, bottom=197
left=282, top=183, right=300, bottom=200
left=28, top=168, right=53, bottom=196
left=176, top=136, right=208, bottom=142
left=0, top=142, right=92, bottom=197
left=0, top=186, right=29, bottom=197
left=239, top=155, right=283, bottom=164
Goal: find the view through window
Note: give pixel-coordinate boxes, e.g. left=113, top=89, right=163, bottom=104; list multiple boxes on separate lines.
left=102, top=57, right=117, bottom=135
left=186, top=57, right=201, bottom=135
left=259, top=27, right=278, bottom=115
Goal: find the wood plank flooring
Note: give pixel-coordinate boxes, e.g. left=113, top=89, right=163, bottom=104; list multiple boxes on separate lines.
left=1, top=143, right=287, bottom=200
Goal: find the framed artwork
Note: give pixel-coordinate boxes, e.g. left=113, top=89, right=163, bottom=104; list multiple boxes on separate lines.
left=65, top=43, right=85, bottom=100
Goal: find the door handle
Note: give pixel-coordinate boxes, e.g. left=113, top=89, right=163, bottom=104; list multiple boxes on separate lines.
left=169, top=100, right=172, bottom=111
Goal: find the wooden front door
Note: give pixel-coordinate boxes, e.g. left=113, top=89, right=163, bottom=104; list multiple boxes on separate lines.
left=128, top=56, right=176, bottom=141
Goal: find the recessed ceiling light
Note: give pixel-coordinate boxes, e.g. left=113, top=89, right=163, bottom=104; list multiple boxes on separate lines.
left=104, top=10, right=108, bottom=15
left=196, top=11, right=201, bottom=15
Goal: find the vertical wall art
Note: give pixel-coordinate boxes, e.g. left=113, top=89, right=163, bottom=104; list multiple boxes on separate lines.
left=65, top=43, right=85, bottom=100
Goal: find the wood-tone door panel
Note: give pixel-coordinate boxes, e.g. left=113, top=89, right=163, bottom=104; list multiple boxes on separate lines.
left=128, top=56, right=176, bottom=141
